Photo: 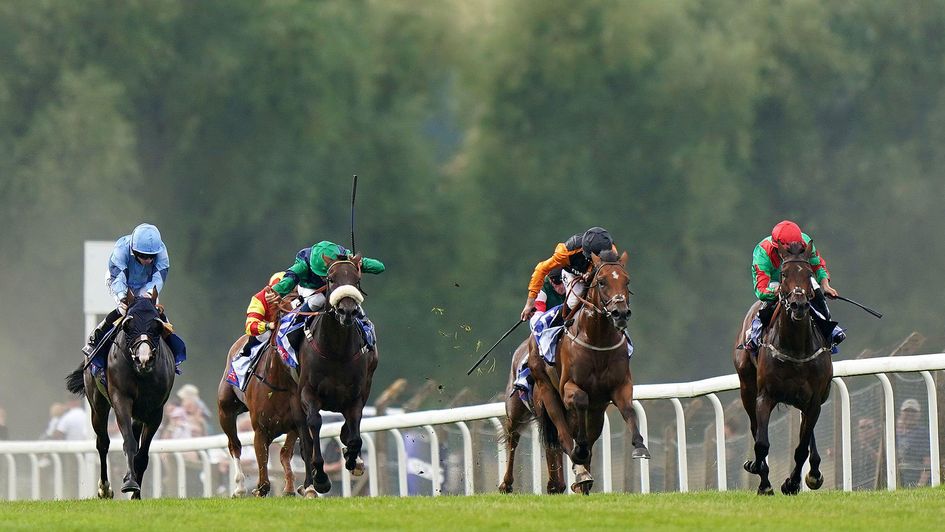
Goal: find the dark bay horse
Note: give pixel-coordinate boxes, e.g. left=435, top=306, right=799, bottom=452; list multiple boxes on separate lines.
left=501, top=250, right=649, bottom=495
left=734, top=242, right=833, bottom=495
left=296, top=254, right=378, bottom=498
left=65, top=290, right=175, bottom=499
left=217, top=335, right=300, bottom=497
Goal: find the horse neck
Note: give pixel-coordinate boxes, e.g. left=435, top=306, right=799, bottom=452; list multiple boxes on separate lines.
left=773, top=306, right=816, bottom=354
left=310, top=314, right=358, bottom=352
left=574, top=291, right=621, bottom=345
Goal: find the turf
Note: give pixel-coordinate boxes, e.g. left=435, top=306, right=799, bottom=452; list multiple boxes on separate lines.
left=1, top=489, right=943, bottom=531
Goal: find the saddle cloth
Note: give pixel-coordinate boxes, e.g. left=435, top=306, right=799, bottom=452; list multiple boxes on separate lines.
left=225, top=333, right=271, bottom=390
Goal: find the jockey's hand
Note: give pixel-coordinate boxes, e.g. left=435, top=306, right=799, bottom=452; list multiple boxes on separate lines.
left=820, top=279, right=839, bottom=298
left=267, top=321, right=277, bottom=331
left=264, top=287, right=281, bottom=306
left=117, top=300, right=128, bottom=316
left=520, top=297, right=536, bottom=322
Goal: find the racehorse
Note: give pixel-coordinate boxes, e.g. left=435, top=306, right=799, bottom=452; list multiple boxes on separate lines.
left=734, top=242, right=833, bottom=495
left=500, top=249, right=649, bottom=495
left=65, top=290, right=175, bottom=499
left=217, top=334, right=300, bottom=497
left=295, top=254, right=378, bottom=498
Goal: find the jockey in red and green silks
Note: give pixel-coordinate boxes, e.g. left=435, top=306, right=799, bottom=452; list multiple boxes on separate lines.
left=745, top=220, right=845, bottom=354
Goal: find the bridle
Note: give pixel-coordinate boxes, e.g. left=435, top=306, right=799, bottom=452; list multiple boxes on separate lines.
left=778, top=258, right=814, bottom=321
left=576, top=261, right=631, bottom=317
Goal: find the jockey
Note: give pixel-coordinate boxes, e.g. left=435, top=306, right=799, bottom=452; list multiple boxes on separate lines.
left=744, top=220, right=846, bottom=354
left=82, top=223, right=181, bottom=363
left=534, top=267, right=566, bottom=314
left=237, top=272, right=297, bottom=358
left=520, top=227, right=617, bottom=322
left=270, top=241, right=384, bottom=349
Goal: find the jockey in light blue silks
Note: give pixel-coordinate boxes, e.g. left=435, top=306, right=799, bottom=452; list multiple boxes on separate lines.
left=82, top=223, right=186, bottom=373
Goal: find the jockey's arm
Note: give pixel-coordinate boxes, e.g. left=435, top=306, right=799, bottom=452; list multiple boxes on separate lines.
left=361, top=257, right=385, bottom=274
left=271, top=259, right=308, bottom=297
left=141, top=250, right=170, bottom=296
left=245, top=289, right=271, bottom=336
left=751, top=243, right=778, bottom=302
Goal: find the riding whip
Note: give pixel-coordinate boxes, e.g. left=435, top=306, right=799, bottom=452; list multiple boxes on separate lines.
left=828, top=294, right=883, bottom=319
left=350, top=174, right=358, bottom=255
left=466, top=319, right=526, bottom=375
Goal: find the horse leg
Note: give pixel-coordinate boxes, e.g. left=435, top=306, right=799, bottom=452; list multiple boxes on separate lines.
left=570, top=409, right=603, bottom=495
left=746, top=394, right=775, bottom=496
left=497, top=410, right=522, bottom=494
left=612, top=381, right=650, bottom=459
left=219, top=404, right=246, bottom=497
left=561, top=381, right=590, bottom=465
left=341, top=400, right=366, bottom=476
left=297, top=386, right=321, bottom=498
left=111, top=398, right=141, bottom=497
left=280, top=431, right=298, bottom=496
left=89, top=392, right=113, bottom=499
left=738, top=375, right=759, bottom=444
left=252, top=429, right=272, bottom=497
left=545, top=446, right=566, bottom=494
left=301, top=387, right=330, bottom=495
left=131, top=419, right=160, bottom=500
left=806, top=433, right=825, bottom=490
left=782, top=403, right=822, bottom=495
left=531, top=375, right=577, bottom=459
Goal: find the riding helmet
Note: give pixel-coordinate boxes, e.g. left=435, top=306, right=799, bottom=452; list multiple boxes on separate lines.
left=581, top=227, right=613, bottom=258
left=771, top=220, right=803, bottom=246
left=131, top=223, right=165, bottom=255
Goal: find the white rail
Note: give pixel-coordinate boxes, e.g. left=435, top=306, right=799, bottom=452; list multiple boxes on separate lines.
left=1, top=353, right=942, bottom=499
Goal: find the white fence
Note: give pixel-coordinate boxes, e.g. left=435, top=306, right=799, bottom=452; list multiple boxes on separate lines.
left=1, top=353, right=942, bottom=500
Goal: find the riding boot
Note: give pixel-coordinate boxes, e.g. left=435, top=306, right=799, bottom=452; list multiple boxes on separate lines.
left=82, top=308, right=122, bottom=356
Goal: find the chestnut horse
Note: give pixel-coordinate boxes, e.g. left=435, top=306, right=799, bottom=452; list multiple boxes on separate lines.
left=734, top=242, right=833, bottom=495
left=296, top=254, right=378, bottom=498
left=217, top=335, right=300, bottom=497
left=500, top=250, right=649, bottom=495
left=65, top=290, right=174, bottom=499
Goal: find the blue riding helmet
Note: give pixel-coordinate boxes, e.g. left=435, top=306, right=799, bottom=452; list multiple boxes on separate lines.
left=131, top=223, right=165, bottom=255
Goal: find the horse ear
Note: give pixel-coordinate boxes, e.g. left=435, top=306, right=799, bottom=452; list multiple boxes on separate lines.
left=806, top=239, right=814, bottom=259
left=126, top=289, right=135, bottom=303
left=619, top=251, right=629, bottom=266
left=322, top=254, right=334, bottom=267
left=591, top=253, right=601, bottom=266
left=149, top=287, right=158, bottom=303
left=352, top=253, right=362, bottom=269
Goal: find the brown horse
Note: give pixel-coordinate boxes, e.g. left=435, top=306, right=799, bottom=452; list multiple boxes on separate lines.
left=734, top=242, right=833, bottom=495
left=217, top=333, right=300, bottom=497
left=296, top=254, right=378, bottom=498
left=500, top=249, right=649, bottom=495
left=65, top=290, right=174, bottom=499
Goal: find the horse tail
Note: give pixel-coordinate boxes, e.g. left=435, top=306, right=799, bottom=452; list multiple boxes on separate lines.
left=65, top=363, right=86, bottom=395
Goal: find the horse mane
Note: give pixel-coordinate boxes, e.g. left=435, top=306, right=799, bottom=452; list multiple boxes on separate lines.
left=599, top=249, right=619, bottom=263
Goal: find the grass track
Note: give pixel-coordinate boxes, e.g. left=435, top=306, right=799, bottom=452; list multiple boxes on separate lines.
left=2, top=489, right=944, bottom=531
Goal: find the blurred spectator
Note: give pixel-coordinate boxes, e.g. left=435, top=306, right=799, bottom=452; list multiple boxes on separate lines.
left=0, top=406, right=8, bottom=440
left=853, top=416, right=881, bottom=490
left=176, top=384, right=211, bottom=426
left=41, top=402, right=65, bottom=439
left=50, top=399, right=89, bottom=440
left=896, top=398, right=930, bottom=487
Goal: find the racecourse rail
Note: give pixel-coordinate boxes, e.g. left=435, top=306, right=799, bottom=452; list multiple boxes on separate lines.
left=1, top=353, right=942, bottom=500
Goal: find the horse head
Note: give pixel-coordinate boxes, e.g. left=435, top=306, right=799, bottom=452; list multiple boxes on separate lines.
left=777, top=241, right=815, bottom=322
left=589, top=250, right=632, bottom=330
left=120, top=288, right=164, bottom=374
left=323, top=254, right=364, bottom=326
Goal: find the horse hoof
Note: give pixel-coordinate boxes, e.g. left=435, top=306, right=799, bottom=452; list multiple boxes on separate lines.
left=781, top=478, right=800, bottom=496
left=282, top=489, right=297, bottom=497
left=571, top=479, right=593, bottom=495
left=805, top=471, right=824, bottom=490
left=351, top=458, right=365, bottom=477
left=252, top=485, right=270, bottom=497
left=314, top=478, right=332, bottom=494
left=120, top=479, right=140, bottom=495
left=231, top=489, right=246, bottom=498
left=97, top=481, right=114, bottom=499
left=547, top=483, right=566, bottom=495
left=498, top=482, right=512, bottom=494
left=632, top=447, right=651, bottom=460
left=757, top=485, right=774, bottom=496
left=303, top=486, right=318, bottom=499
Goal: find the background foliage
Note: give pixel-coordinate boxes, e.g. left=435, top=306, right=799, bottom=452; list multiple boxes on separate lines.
left=1, top=0, right=944, bottom=436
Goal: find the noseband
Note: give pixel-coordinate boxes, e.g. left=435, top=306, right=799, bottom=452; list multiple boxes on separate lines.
left=778, top=258, right=814, bottom=320
left=579, top=262, right=631, bottom=316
